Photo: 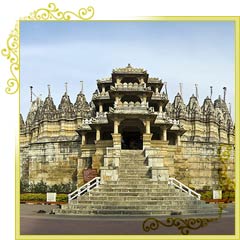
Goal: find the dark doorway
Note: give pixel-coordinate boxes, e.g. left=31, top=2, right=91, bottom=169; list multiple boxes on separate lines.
left=122, top=131, right=143, bottom=149
left=120, top=119, right=144, bottom=150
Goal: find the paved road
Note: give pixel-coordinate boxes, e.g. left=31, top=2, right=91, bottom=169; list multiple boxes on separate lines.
left=20, top=203, right=235, bottom=235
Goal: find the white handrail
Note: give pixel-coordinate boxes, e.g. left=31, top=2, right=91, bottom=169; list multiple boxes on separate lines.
left=168, top=177, right=201, bottom=200
left=68, top=177, right=101, bottom=203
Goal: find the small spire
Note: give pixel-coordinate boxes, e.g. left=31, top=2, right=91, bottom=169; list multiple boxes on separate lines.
left=164, top=82, right=168, bottom=95
left=30, top=86, right=33, bottom=103
left=210, top=86, right=213, bottom=99
left=65, top=82, right=68, bottom=94
left=80, top=80, right=83, bottom=93
left=179, top=83, right=183, bottom=96
left=223, top=87, right=227, bottom=102
left=229, top=102, right=231, bottom=115
left=48, top=84, right=51, bottom=97
left=195, top=84, right=199, bottom=99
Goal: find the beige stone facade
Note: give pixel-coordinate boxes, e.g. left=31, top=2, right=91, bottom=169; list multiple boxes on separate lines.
left=20, top=64, right=235, bottom=190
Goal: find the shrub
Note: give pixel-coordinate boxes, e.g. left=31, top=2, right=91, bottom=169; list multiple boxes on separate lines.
left=200, top=191, right=212, bottom=200
left=20, top=193, right=68, bottom=202
left=20, top=178, right=77, bottom=194
left=20, top=193, right=46, bottom=202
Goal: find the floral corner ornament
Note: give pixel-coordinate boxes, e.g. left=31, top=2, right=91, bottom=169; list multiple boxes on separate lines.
left=1, top=3, right=95, bottom=95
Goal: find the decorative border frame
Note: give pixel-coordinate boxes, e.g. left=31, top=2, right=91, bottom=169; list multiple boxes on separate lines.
left=1, top=3, right=94, bottom=95
left=1, top=3, right=239, bottom=240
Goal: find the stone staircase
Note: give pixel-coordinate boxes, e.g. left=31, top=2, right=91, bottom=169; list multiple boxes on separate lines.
left=55, top=150, right=219, bottom=216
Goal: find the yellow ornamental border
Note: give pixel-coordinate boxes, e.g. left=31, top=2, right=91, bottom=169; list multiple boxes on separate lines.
left=1, top=2, right=94, bottom=95
left=1, top=2, right=238, bottom=239
left=1, top=22, right=19, bottom=94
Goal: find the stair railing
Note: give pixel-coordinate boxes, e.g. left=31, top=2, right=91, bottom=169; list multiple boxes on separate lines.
left=168, top=177, right=201, bottom=200
left=68, top=177, right=101, bottom=203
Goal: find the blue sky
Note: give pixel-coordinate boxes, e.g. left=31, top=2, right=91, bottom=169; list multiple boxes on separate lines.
left=20, top=21, right=234, bottom=119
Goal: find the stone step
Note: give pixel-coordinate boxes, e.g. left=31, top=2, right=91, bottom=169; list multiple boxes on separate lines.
left=63, top=204, right=208, bottom=212
left=75, top=195, right=194, bottom=201
left=119, top=168, right=149, bottom=172
left=74, top=199, right=198, bottom=205
left=99, top=184, right=172, bottom=189
left=55, top=207, right=219, bottom=216
left=55, top=209, right=172, bottom=216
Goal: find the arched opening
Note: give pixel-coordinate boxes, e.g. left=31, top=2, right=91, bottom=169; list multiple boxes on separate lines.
left=120, top=119, right=144, bottom=149
left=121, top=95, right=141, bottom=103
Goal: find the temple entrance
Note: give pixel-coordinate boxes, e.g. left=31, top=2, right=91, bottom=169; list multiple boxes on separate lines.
left=122, top=131, right=143, bottom=149
left=120, top=119, right=144, bottom=150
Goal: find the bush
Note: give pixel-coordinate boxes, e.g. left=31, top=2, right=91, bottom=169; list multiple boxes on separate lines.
left=20, top=193, right=46, bottom=202
left=222, top=191, right=235, bottom=200
left=20, top=193, right=68, bottom=202
left=200, top=191, right=212, bottom=200
left=20, top=178, right=77, bottom=194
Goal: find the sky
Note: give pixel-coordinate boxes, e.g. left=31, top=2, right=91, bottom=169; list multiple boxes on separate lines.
left=20, top=21, right=234, bottom=120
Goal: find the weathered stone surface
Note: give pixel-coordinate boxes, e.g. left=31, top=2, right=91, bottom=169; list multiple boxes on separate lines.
left=20, top=65, right=235, bottom=192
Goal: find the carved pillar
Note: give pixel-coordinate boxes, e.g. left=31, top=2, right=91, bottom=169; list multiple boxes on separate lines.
left=146, top=120, right=151, bottom=134
left=99, top=103, right=103, bottom=112
left=96, top=127, right=101, bottom=141
left=81, top=133, right=86, bottom=145
left=114, top=120, right=119, bottom=134
left=163, top=128, right=167, bottom=141
left=159, top=104, right=163, bottom=113
left=102, top=86, right=105, bottom=93
left=177, top=134, right=181, bottom=146
left=142, top=95, right=147, bottom=104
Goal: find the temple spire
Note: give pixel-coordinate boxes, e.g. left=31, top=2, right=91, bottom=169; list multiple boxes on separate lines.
left=48, top=84, right=51, bottom=97
left=195, top=84, right=199, bottom=99
left=179, top=83, right=183, bottom=96
left=80, top=80, right=83, bottom=93
left=65, top=82, right=68, bottom=94
left=210, top=86, right=213, bottom=99
left=164, top=82, right=168, bottom=95
left=30, top=86, right=33, bottom=103
left=223, top=87, right=227, bottom=102
left=229, top=102, right=231, bottom=115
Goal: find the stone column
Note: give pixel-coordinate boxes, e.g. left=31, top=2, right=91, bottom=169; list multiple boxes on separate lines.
left=156, top=87, right=159, bottom=93
left=102, top=86, right=105, bottom=93
left=81, top=133, right=86, bottom=145
left=146, top=120, right=151, bottom=134
left=99, top=103, right=103, bottom=112
left=163, top=128, right=167, bottom=141
left=177, top=134, right=181, bottom=146
left=96, top=127, right=101, bottom=141
left=114, top=120, right=119, bottom=134
left=159, top=104, right=163, bottom=113
left=143, top=95, right=147, bottom=104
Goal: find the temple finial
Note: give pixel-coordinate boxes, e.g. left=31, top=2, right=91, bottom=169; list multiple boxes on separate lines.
left=179, top=83, right=183, bottom=96
left=210, top=86, right=213, bottom=99
left=80, top=80, right=83, bottom=93
left=223, top=87, right=227, bottom=102
left=195, top=84, right=199, bottom=99
left=164, top=82, right=168, bottom=95
left=48, top=84, right=51, bottom=97
left=30, top=86, right=33, bottom=103
left=65, top=82, right=68, bottom=94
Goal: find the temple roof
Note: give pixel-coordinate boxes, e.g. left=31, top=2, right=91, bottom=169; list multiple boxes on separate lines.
left=40, top=96, right=57, bottom=120
left=58, top=93, right=75, bottom=113
left=113, top=64, right=147, bottom=74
